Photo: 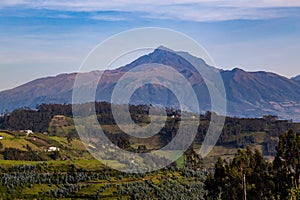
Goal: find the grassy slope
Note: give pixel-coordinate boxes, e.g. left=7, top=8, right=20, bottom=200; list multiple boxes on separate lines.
left=0, top=118, right=281, bottom=168
left=0, top=117, right=298, bottom=198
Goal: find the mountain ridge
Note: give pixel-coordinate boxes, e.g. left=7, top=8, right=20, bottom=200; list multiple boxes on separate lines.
left=0, top=47, right=299, bottom=120
left=292, top=74, right=300, bottom=83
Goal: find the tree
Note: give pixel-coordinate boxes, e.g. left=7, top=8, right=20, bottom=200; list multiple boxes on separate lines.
left=273, top=129, right=300, bottom=199
left=66, top=131, right=75, bottom=144
left=205, top=147, right=273, bottom=200
left=184, top=148, right=202, bottom=170
left=205, top=157, right=225, bottom=200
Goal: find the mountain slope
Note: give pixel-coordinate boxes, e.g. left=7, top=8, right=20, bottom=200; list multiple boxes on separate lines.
left=0, top=71, right=101, bottom=111
left=0, top=47, right=299, bottom=120
left=292, top=74, right=300, bottom=83
left=100, top=47, right=213, bottom=111
left=221, top=69, right=300, bottom=118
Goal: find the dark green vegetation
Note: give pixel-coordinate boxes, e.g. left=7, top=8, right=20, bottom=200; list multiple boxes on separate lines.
left=0, top=129, right=299, bottom=199
left=0, top=103, right=300, bottom=199
left=205, top=129, right=300, bottom=200
left=0, top=162, right=207, bottom=199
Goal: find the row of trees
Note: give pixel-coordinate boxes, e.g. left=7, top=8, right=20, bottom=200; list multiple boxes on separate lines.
left=205, top=129, right=300, bottom=200
left=0, top=161, right=207, bottom=199
left=0, top=103, right=299, bottom=156
left=0, top=103, right=176, bottom=132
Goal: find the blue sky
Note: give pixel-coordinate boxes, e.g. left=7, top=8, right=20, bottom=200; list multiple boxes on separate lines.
left=0, top=0, right=300, bottom=91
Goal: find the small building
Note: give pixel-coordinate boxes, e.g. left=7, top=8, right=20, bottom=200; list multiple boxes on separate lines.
left=25, top=130, right=33, bottom=134
left=0, top=136, right=4, bottom=140
left=51, top=115, right=67, bottom=127
left=25, top=130, right=33, bottom=137
left=48, top=146, right=60, bottom=152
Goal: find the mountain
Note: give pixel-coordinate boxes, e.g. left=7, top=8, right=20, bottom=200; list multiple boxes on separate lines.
left=292, top=74, right=300, bottom=83
left=0, top=71, right=101, bottom=111
left=0, top=47, right=300, bottom=120
left=222, top=69, right=300, bottom=119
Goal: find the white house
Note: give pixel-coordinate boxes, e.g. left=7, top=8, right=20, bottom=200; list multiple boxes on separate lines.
left=0, top=136, right=4, bottom=140
left=25, top=130, right=33, bottom=136
left=25, top=130, right=33, bottom=137
left=25, top=130, right=33, bottom=134
left=48, top=146, right=60, bottom=152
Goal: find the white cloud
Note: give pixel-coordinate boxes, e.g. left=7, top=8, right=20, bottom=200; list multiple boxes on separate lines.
left=3, top=0, right=299, bottom=9
left=90, top=14, right=128, bottom=21
left=143, top=4, right=287, bottom=22
left=0, top=0, right=299, bottom=21
left=0, top=0, right=25, bottom=8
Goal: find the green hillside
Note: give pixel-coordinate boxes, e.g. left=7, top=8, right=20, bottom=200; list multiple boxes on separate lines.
left=0, top=104, right=300, bottom=199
